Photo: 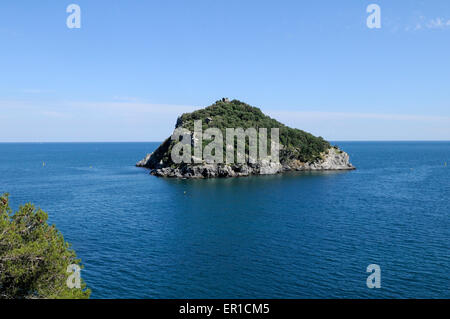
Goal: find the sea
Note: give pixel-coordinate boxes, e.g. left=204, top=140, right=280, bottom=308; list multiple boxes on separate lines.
left=0, top=141, right=448, bottom=298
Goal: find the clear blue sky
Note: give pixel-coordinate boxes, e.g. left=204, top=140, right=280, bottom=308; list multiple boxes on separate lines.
left=1, top=0, right=449, bottom=141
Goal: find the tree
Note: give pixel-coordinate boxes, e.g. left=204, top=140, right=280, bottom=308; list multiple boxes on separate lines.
left=0, top=194, right=90, bottom=299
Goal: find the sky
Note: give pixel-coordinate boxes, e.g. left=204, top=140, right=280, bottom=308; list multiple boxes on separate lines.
left=0, top=0, right=449, bottom=142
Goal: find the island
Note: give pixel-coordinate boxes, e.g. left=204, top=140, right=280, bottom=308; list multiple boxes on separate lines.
left=137, top=98, right=355, bottom=178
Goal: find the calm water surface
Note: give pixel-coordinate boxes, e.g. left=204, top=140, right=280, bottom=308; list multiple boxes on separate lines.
left=0, top=142, right=448, bottom=298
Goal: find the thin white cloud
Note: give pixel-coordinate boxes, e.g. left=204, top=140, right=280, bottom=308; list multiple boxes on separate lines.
left=426, top=18, right=450, bottom=29
left=22, top=89, right=44, bottom=94
left=65, top=100, right=197, bottom=116
left=0, top=99, right=195, bottom=117
left=112, top=96, right=140, bottom=102
left=0, top=28, right=18, bottom=37
left=1, top=99, right=449, bottom=141
left=2, top=99, right=449, bottom=124
left=41, top=111, right=71, bottom=119
left=0, top=99, right=199, bottom=142
left=266, top=110, right=450, bottom=141
left=406, top=17, right=450, bottom=31
left=21, top=89, right=54, bottom=94
left=267, top=110, right=450, bottom=123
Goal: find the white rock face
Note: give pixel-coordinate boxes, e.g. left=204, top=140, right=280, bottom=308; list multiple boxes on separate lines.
left=302, top=148, right=355, bottom=171
left=259, top=160, right=283, bottom=175
left=136, top=153, right=152, bottom=167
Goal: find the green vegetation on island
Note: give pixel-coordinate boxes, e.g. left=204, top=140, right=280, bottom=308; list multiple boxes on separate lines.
left=163, top=99, right=331, bottom=165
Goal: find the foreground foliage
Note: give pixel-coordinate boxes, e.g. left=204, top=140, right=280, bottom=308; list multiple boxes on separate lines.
left=0, top=194, right=90, bottom=299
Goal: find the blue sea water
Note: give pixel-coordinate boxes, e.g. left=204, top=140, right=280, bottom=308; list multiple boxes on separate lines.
left=0, top=141, right=448, bottom=298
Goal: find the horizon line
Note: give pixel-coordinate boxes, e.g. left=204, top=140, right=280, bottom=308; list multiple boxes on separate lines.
left=1, top=140, right=450, bottom=144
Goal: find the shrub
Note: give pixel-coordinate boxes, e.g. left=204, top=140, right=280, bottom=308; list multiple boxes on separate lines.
left=0, top=194, right=90, bottom=299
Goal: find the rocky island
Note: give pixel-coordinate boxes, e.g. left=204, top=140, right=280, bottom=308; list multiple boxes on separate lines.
left=137, top=99, right=355, bottom=178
